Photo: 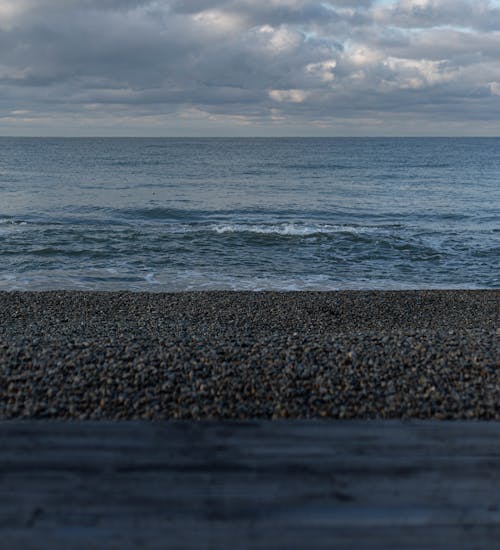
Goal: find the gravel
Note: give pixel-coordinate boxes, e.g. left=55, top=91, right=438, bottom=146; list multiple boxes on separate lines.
left=0, top=290, right=498, bottom=420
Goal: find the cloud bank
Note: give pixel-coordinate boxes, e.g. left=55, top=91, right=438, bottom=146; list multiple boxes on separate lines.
left=1, top=0, right=500, bottom=135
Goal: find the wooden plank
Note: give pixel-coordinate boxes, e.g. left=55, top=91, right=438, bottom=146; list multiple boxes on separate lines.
left=0, top=421, right=499, bottom=549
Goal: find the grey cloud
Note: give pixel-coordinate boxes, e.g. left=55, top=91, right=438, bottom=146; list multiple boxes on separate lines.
left=1, top=0, right=500, bottom=135
left=375, top=0, right=500, bottom=32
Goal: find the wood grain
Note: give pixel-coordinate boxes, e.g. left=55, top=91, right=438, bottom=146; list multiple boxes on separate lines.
left=0, top=421, right=499, bottom=548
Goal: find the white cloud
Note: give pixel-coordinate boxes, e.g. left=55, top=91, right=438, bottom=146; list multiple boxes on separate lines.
left=384, top=57, right=458, bottom=89
left=489, top=82, right=500, bottom=95
left=345, top=47, right=383, bottom=67
left=0, top=0, right=37, bottom=28
left=306, top=60, right=337, bottom=82
left=269, top=89, right=309, bottom=102
left=257, top=24, right=302, bottom=53
left=192, top=9, right=245, bottom=33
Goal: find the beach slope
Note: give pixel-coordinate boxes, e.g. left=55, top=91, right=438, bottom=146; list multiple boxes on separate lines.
left=0, top=290, right=498, bottom=419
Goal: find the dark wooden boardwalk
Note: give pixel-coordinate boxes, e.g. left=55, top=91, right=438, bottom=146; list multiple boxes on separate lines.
left=1, top=421, right=499, bottom=548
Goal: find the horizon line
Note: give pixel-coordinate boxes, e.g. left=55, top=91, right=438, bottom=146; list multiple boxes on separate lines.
left=1, top=135, right=499, bottom=139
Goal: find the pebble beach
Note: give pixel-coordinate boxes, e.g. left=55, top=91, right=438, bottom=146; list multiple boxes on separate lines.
left=0, top=290, right=498, bottom=420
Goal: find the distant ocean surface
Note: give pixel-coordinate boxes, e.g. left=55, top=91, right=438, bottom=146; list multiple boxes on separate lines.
left=0, top=137, right=498, bottom=291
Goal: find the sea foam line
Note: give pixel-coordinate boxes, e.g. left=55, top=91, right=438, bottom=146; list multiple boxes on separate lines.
left=208, top=223, right=389, bottom=236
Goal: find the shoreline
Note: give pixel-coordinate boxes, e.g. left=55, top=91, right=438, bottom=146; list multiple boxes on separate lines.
left=0, top=290, right=498, bottom=420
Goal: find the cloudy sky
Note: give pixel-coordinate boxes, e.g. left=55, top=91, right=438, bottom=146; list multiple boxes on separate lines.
left=2, top=0, right=500, bottom=136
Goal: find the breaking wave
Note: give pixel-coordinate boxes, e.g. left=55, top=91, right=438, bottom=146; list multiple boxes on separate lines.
left=207, top=222, right=395, bottom=236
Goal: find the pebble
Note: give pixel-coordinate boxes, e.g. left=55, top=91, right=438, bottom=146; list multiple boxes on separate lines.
left=0, top=290, right=498, bottom=420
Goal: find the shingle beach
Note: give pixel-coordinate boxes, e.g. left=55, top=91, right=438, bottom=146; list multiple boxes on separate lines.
left=0, top=290, right=498, bottom=420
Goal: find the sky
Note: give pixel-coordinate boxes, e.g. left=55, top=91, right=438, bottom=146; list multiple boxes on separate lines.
left=2, top=0, right=500, bottom=136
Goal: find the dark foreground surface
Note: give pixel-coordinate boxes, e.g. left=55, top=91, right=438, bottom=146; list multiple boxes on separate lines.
left=0, top=290, right=498, bottom=419
left=1, top=420, right=499, bottom=549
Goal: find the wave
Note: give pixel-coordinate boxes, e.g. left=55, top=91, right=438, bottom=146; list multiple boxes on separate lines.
left=284, top=163, right=350, bottom=170
left=208, top=222, right=393, bottom=236
left=0, top=217, right=400, bottom=238
left=0, top=218, right=28, bottom=234
left=0, top=218, right=27, bottom=225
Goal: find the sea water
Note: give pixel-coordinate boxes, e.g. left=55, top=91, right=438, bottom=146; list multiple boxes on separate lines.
left=0, top=137, right=498, bottom=290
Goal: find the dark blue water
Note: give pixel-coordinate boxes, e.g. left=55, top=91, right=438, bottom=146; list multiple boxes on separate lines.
left=0, top=137, right=498, bottom=290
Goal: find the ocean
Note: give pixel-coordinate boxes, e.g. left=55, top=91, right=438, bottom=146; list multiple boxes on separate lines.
left=0, top=137, right=498, bottom=291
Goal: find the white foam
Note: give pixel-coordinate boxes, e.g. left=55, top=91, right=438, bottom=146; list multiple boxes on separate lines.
left=144, top=272, right=159, bottom=284
left=0, top=219, right=27, bottom=226
left=208, top=223, right=379, bottom=236
left=0, top=219, right=28, bottom=235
